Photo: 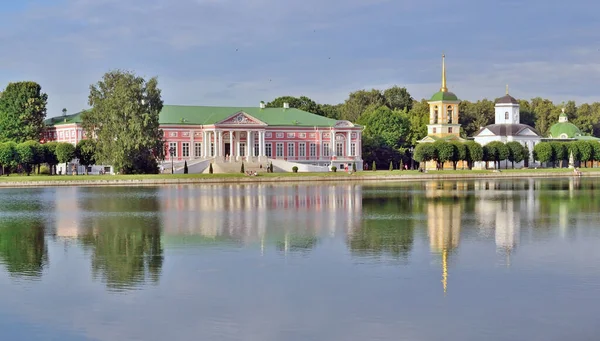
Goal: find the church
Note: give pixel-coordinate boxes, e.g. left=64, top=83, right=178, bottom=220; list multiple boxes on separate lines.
left=472, top=86, right=541, bottom=168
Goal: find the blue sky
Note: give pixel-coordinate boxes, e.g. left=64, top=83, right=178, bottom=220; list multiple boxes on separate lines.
left=0, top=0, right=598, bottom=117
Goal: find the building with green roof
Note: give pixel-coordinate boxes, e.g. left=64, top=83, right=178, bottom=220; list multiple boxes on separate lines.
left=43, top=102, right=364, bottom=173
left=544, top=108, right=600, bottom=142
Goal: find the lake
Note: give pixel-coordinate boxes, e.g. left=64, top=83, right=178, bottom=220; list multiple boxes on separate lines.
left=1, top=178, right=599, bottom=341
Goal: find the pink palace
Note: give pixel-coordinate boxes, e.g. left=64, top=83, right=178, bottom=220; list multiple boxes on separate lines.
left=43, top=102, right=364, bottom=173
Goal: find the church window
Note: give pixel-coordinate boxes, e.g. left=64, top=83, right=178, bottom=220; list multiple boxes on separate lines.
left=434, top=106, right=438, bottom=124
left=448, top=127, right=453, bottom=133
left=433, top=128, right=437, bottom=134
left=447, top=105, right=453, bottom=123
left=505, top=112, right=509, bottom=120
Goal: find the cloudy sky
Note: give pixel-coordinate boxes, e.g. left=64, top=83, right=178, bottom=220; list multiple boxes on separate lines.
left=1, top=0, right=599, bottom=117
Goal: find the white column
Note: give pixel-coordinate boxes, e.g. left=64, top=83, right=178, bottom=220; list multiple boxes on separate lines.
left=218, top=131, right=223, bottom=157
left=347, top=130, right=351, bottom=157
left=237, top=133, right=241, bottom=159
left=229, top=130, right=233, bottom=161
left=330, top=130, right=336, bottom=157
left=259, top=131, right=264, bottom=157
left=247, top=130, right=251, bottom=159
left=190, top=130, right=194, bottom=159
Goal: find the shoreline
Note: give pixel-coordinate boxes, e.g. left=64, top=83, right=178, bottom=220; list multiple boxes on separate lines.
left=0, top=170, right=597, bottom=188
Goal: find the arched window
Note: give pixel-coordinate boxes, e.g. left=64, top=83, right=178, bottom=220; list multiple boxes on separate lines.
left=505, top=112, right=509, bottom=120
left=434, top=106, right=438, bottom=124
left=447, top=105, right=453, bottom=123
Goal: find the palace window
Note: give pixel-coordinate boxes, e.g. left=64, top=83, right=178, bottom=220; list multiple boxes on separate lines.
left=323, top=143, right=330, bottom=157
left=505, top=112, right=509, bottom=120
left=210, top=143, right=215, bottom=157
left=276, top=143, right=284, bottom=157
left=448, top=127, right=453, bottom=134
left=169, top=142, right=177, bottom=157
left=287, top=143, right=295, bottom=157
left=195, top=143, right=202, bottom=157
left=265, top=143, right=272, bottom=157
left=240, top=143, right=246, bottom=157
left=336, top=142, right=343, bottom=156
left=182, top=142, right=190, bottom=157
left=433, top=128, right=437, bottom=134
left=351, top=143, right=356, bottom=156
left=310, top=143, right=316, bottom=157
left=299, top=143, right=306, bottom=157
left=254, top=143, right=259, bottom=156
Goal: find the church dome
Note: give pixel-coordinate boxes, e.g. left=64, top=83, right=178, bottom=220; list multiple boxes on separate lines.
left=430, top=91, right=459, bottom=101
left=495, top=94, right=519, bottom=104
left=549, top=122, right=581, bottom=138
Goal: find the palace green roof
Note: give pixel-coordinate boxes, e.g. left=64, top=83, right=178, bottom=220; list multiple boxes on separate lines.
left=429, top=91, right=459, bottom=102
left=45, top=105, right=348, bottom=128
left=44, top=112, right=84, bottom=126
left=549, top=122, right=581, bottom=138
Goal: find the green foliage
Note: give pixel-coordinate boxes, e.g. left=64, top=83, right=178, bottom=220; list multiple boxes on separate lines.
left=331, top=166, right=337, bottom=172
left=458, top=99, right=495, bottom=137
left=550, top=142, right=567, bottom=167
left=413, top=143, right=436, bottom=163
left=534, top=142, right=554, bottom=164
left=358, top=106, right=410, bottom=150
left=209, top=163, right=213, bottom=174
left=590, top=142, right=600, bottom=164
left=0, top=218, right=47, bottom=278
left=15, top=142, right=35, bottom=175
left=575, top=141, right=592, bottom=167
left=183, top=161, right=188, bottom=174
left=240, top=162, right=244, bottom=173
left=383, top=86, right=413, bottom=111
left=507, top=141, right=525, bottom=168
left=341, top=89, right=386, bottom=122
left=292, top=166, right=298, bottom=173
left=433, top=141, right=454, bottom=169
left=55, top=142, right=75, bottom=165
left=389, top=161, right=393, bottom=171
left=464, top=141, right=483, bottom=169
left=485, top=141, right=510, bottom=168
left=0, top=81, right=48, bottom=142
left=352, top=162, right=357, bottom=172
left=450, top=141, right=466, bottom=170
left=0, top=142, right=17, bottom=175
left=75, top=139, right=97, bottom=174
left=83, top=70, right=164, bottom=174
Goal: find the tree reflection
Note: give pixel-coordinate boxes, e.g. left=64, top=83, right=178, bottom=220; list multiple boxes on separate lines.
left=79, top=187, right=163, bottom=291
left=0, top=218, right=48, bottom=278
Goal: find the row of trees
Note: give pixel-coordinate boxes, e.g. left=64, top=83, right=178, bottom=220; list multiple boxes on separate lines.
left=0, top=140, right=96, bottom=176
left=413, top=141, right=529, bottom=170
left=533, top=141, right=600, bottom=168
left=265, top=89, right=600, bottom=169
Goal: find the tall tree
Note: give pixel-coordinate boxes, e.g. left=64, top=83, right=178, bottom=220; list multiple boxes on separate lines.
left=383, top=86, right=413, bottom=111
left=75, top=139, right=97, bottom=175
left=0, top=82, right=48, bottom=142
left=506, top=141, right=525, bottom=169
left=55, top=142, right=75, bottom=174
left=340, top=89, right=385, bottom=122
left=83, top=70, right=164, bottom=174
left=266, top=95, right=321, bottom=114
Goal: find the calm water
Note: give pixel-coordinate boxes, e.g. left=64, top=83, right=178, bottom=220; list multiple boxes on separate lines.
left=1, top=179, right=600, bottom=341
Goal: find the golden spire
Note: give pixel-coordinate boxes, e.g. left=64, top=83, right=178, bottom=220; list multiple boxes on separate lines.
left=442, top=248, right=448, bottom=295
left=440, top=54, right=448, bottom=92
left=506, top=84, right=509, bottom=95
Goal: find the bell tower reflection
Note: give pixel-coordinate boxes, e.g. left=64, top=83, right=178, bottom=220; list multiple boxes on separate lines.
left=425, top=181, right=466, bottom=295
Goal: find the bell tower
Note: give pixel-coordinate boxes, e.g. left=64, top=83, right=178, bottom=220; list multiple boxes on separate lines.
left=427, top=54, right=461, bottom=138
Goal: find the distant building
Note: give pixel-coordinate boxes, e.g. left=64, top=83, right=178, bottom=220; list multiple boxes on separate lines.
left=472, top=86, right=541, bottom=168
left=43, top=103, right=364, bottom=173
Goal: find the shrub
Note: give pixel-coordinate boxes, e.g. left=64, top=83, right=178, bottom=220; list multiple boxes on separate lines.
left=183, top=160, right=188, bottom=174
left=241, top=162, right=245, bottom=173
left=39, top=165, right=51, bottom=175
left=331, top=166, right=337, bottom=172
left=209, top=163, right=213, bottom=174
left=389, top=161, right=393, bottom=171
left=372, top=161, right=376, bottom=171
left=292, top=166, right=298, bottom=173
left=352, top=162, right=356, bottom=172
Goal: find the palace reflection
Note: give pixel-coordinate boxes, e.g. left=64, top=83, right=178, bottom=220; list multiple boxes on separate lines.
left=159, top=184, right=363, bottom=255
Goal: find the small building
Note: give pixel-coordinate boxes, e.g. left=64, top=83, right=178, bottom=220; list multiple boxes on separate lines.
left=472, top=87, right=541, bottom=168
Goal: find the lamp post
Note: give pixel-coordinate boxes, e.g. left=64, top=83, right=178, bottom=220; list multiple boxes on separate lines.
left=169, top=147, right=175, bottom=174
left=409, top=146, right=414, bottom=170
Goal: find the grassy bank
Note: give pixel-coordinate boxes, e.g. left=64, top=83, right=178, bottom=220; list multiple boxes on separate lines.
left=0, top=167, right=596, bottom=187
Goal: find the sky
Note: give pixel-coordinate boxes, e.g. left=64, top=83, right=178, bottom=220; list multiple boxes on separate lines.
left=0, top=0, right=599, bottom=117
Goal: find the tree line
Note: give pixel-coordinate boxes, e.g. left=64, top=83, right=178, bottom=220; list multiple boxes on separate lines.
left=266, top=88, right=600, bottom=169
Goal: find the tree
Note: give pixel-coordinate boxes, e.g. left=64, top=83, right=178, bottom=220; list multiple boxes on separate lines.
left=15, top=142, right=35, bottom=175
left=506, top=141, right=525, bottom=169
left=83, top=70, right=164, bottom=174
left=0, top=82, right=48, bottom=143
left=75, top=139, right=97, bottom=175
left=340, top=89, right=385, bottom=122
left=183, top=161, right=188, bottom=174
left=413, top=143, right=436, bottom=168
left=0, top=142, right=17, bottom=176
left=319, top=104, right=341, bottom=119
left=575, top=141, right=592, bottom=167
left=485, top=141, right=509, bottom=169
left=567, top=142, right=580, bottom=167
left=534, top=142, right=554, bottom=165
left=266, top=96, right=321, bottom=115
left=406, top=100, right=430, bottom=145
left=432, top=141, right=454, bottom=170
left=43, top=142, right=59, bottom=175
left=464, top=141, right=483, bottom=170
left=590, top=142, right=600, bottom=168
left=240, top=162, right=244, bottom=173
left=383, top=86, right=413, bottom=111
left=352, top=162, right=357, bottom=172
left=550, top=142, right=567, bottom=168
left=55, top=142, right=75, bottom=174
left=450, top=141, right=466, bottom=170
left=209, top=163, right=213, bottom=174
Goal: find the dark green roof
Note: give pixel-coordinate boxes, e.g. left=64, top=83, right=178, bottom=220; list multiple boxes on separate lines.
left=549, top=122, right=581, bottom=138
left=429, top=91, right=459, bottom=102
left=159, top=105, right=342, bottom=127
left=44, top=112, right=84, bottom=126
left=45, top=106, right=347, bottom=128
